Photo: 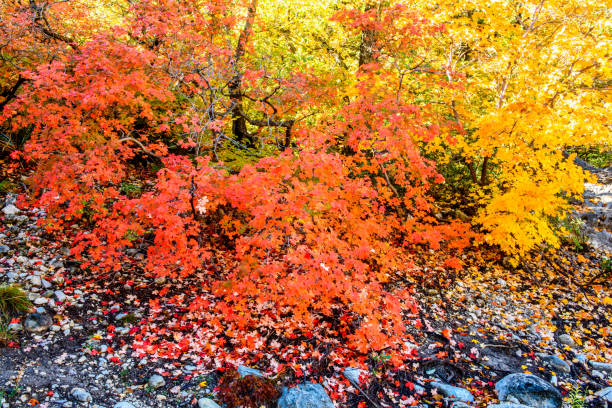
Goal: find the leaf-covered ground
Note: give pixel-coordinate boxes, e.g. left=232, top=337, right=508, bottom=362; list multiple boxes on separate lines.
left=1, top=190, right=610, bottom=407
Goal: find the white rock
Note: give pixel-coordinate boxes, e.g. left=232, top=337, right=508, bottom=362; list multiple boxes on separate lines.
left=114, top=403, right=136, bottom=408
left=198, top=398, right=222, bottom=408
left=2, top=204, right=20, bottom=216
left=148, top=374, right=165, bottom=389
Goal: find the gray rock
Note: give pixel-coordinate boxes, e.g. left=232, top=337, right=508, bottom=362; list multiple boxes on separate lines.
left=343, top=367, right=368, bottom=387
left=2, top=204, right=20, bottom=216
left=278, top=383, right=334, bottom=408
left=451, top=403, right=474, bottom=408
left=198, top=398, right=222, bottom=408
left=30, top=275, right=42, bottom=286
left=34, top=297, right=48, bottom=305
left=595, top=387, right=612, bottom=402
left=589, top=361, right=612, bottom=373
left=148, top=374, right=165, bottom=389
left=557, top=334, right=575, bottom=347
left=536, top=354, right=571, bottom=373
left=0, top=245, right=9, bottom=254
left=575, top=354, right=588, bottom=365
left=430, top=382, right=474, bottom=403
left=495, top=373, right=562, bottom=408
left=487, top=404, right=532, bottom=408
left=70, top=387, right=92, bottom=403
left=24, top=312, right=53, bottom=333
left=237, top=365, right=264, bottom=377
left=55, top=290, right=67, bottom=303
left=113, top=402, right=136, bottom=408
left=7, top=322, right=23, bottom=332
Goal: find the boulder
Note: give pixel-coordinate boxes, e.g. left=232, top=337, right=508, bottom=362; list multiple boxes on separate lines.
left=495, top=373, right=562, bottom=408
left=278, top=383, right=334, bottom=408
left=595, top=387, right=612, bottom=402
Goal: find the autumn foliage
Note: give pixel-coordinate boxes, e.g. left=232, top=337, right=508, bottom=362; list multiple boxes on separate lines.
left=1, top=0, right=609, bottom=365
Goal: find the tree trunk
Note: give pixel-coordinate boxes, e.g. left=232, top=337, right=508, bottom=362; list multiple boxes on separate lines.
left=229, top=0, right=258, bottom=146
left=358, top=1, right=380, bottom=67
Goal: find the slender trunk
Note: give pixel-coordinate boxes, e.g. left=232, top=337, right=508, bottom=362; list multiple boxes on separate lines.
left=0, top=76, right=26, bottom=111
left=480, top=157, right=489, bottom=185
left=358, top=1, right=380, bottom=67
left=229, top=0, right=258, bottom=146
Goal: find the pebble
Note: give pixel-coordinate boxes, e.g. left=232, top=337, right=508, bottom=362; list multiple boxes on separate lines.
left=113, top=402, right=136, bottom=408
left=34, top=297, right=48, bottom=305
left=2, top=204, right=20, bottom=216
left=148, top=374, right=165, bottom=389
left=430, top=382, right=474, bottom=402
left=198, top=398, right=222, bottom=408
left=237, top=365, right=264, bottom=377
left=0, top=244, right=9, bottom=254
left=70, top=387, right=92, bottom=403
left=55, top=290, right=67, bottom=303
left=7, top=322, right=23, bottom=332
left=343, top=367, right=368, bottom=387
left=536, top=353, right=571, bottom=373
left=557, top=334, right=575, bottom=347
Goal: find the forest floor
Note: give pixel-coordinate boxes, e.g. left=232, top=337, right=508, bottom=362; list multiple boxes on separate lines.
left=0, top=168, right=610, bottom=408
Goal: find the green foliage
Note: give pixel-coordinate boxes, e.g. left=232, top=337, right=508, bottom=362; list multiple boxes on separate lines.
left=568, top=384, right=586, bottom=408
left=0, top=179, right=17, bottom=193
left=600, top=257, right=612, bottom=276
left=0, top=285, right=31, bottom=319
left=574, top=145, right=612, bottom=169
left=0, top=319, right=16, bottom=345
left=554, top=215, right=588, bottom=252
left=120, top=182, right=142, bottom=198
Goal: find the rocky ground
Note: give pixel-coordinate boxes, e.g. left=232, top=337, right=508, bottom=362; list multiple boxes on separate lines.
left=0, top=165, right=611, bottom=408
